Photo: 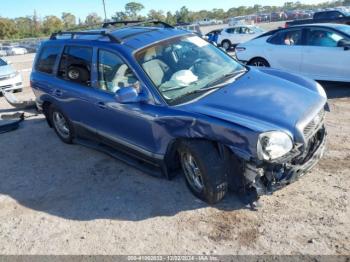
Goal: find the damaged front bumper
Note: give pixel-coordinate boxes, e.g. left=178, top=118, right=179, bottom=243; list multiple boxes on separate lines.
left=244, top=127, right=327, bottom=197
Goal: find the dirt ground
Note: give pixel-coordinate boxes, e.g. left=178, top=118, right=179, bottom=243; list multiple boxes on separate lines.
left=0, top=54, right=349, bottom=255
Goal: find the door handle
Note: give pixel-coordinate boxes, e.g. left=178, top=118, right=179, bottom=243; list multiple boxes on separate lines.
left=53, top=89, right=63, bottom=97
left=96, top=101, right=107, bottom=109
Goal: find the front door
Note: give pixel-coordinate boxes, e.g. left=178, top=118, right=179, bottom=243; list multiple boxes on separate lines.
left=300, top=27, right=350, bottom=82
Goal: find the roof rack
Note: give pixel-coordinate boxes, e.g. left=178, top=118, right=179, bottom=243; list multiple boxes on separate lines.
left=50, top=30, right=122, bottom=43
left=102, top=19, right=174, bottom=29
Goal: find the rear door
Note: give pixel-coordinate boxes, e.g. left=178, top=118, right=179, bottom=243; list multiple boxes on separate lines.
left=300, top=27, right=350, bottom=81
left=264, top=28, right=303, bottom=74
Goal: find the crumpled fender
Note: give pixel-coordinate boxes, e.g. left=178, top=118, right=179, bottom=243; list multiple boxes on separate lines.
left=152, top=112, right=259, bottom=161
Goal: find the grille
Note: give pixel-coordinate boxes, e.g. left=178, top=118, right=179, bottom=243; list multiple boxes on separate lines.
left=0, top=75, right=11, bottom=81
left=303, top=109, right=325, bottom=138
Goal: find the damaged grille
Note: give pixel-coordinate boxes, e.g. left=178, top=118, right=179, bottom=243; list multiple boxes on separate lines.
left=303, top=109, right=325, bottom=138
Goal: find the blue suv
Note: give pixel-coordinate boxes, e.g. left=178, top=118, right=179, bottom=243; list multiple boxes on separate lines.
left=31, top=20, right=327, bottom=204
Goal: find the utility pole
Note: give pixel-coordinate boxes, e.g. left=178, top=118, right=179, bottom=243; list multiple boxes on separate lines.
left=102, top=0, right=107, bottom=21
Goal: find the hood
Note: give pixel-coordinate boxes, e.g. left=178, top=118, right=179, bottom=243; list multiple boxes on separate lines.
left=182, top=68, right=326, bottom=138
left=0, top=65, right=15, bottom=77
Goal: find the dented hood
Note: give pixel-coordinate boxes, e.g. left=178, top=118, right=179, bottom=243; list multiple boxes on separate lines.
left=183, top=68, right=325, bottom=136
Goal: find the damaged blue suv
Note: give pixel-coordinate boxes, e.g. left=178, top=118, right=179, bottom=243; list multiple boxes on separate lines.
left=31, top=20, right=327, bottom=204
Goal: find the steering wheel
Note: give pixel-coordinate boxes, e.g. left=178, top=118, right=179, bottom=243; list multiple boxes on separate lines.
left=191, top=58, right=210, bottom=77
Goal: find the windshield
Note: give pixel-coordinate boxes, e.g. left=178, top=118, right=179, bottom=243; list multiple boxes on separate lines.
left=0, top=58, right=7, bottom=66
left=135, top=35, right=246, bottom=105
left=252, top=26, right=265, bottom=33
left=335, top=25, right=350, bottom=36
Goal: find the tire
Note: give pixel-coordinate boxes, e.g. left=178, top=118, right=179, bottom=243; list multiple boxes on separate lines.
left=178, top=140, right=228, bottom=204
left=221, top=40, right=231, bottom=51
left=248, top=57, right=270, bottom=67
left=49, top=105, right=74, bottom=144
left=67, top=66, right=89, bottom=83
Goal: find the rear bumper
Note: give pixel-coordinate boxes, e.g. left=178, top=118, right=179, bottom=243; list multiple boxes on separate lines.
left=245, top=127, right=327, bottom=196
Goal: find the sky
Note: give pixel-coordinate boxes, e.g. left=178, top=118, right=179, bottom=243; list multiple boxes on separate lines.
left=2, top=0, right=326, bottom=20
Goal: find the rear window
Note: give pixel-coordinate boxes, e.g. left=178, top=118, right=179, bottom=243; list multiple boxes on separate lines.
left=35, top=46, right=60, bottom=74
left=58, top=46, right=93, bottom=86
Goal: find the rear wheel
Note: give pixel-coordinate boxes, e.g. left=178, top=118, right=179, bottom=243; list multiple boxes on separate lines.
left=221, top=40, right=231, bottom=51
left=178, top=140, right=228, bottom=204
left=248, top=58, right=270, bottom=67
left=50, top=106, right=74, bottom=144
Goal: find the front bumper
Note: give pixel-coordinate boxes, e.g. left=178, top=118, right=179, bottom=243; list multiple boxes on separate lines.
left=245, top=127, right=327, bottom=196
left=0, top=74, right=23, bottom=92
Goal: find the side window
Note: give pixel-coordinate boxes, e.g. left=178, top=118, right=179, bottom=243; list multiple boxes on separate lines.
left=35, top=47, right=60, bottom=74
left=268, top=29, right=302, bottom=46
left=226, top=28, right=236, bottom=34
left=98, top=50, right=139, bottom=93
left=306, top=29, right=347, bottom=47
left=58, top=46, right=92, bottom=86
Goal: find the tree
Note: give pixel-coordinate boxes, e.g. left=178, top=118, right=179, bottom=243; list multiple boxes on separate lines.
left=113, top=11, right=128, bottom=21
left=62, top=12, right=76, bottom=29
left=165, top=11, right=176, bottom=25
left=147, top=10, right=165, bottom=21
left=14, top=17, right=33, bottom=38
left=85, top=13, right=102, bottom=26
left=175, top=6, right=190, bottom=24
left=0, top=18, right=18, bottom=39
left=125, top=2, right=144, bottom=19
left=42, top=15, right=63, bottom=34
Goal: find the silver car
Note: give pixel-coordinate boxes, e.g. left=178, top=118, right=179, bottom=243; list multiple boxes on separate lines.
left=0, top=58, right=23, bottom=92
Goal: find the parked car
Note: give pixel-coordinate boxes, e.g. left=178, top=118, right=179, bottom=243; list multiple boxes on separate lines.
left=0, top=58, right=23, bottom=92
left=286, top=10, right=350, bottom=27
left=175, top=23, right=202, bottom=36
left=31, top=21, right=327, bottom=204
left=1, top=46, right=28, bottom=56
left=0, top=48, right=7, bottom=57
left=235, top=24, right=350, bottom=82
left=217, top=25, right=265, bottom=50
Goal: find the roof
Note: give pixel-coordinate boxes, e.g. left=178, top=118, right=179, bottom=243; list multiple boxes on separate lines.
left=49, top=20, right=191, bottom=51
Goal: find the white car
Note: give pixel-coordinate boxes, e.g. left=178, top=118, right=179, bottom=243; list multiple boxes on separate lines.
left=0, top=58, right=23, bottom=92
left=2, top=46, right=28, bottom=56
left=217, top=25, right=265, bottom=50
left=235, top=24, right=350, bottom=82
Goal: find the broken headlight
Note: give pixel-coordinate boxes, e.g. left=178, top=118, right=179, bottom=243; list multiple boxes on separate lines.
left=257, top=131, right=293, bottom=161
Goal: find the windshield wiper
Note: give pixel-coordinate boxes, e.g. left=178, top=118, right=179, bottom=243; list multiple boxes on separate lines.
left=203, top=69, right=247, bottom=89
left=170, top=69, right=247, bottom=105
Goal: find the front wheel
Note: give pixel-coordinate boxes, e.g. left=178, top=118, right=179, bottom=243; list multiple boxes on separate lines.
left=221, top=40, right=231, bottom=51
left=178, top=140, right=228, bottom=204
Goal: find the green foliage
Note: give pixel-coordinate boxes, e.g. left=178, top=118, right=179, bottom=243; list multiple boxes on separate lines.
left=42, top=15, right=63, bottom=35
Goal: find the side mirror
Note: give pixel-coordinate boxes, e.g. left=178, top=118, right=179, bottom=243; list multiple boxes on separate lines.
left=115, top=87, right=140, bottom=103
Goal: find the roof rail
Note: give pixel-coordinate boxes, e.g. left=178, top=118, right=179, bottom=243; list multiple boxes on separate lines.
left=50, top=30, right=122, bottom=43
left=102, top=19, right=174, bottom=29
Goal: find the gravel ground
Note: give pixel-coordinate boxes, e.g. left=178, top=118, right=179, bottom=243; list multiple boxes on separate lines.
left=0, top=54, right=349, bottom=255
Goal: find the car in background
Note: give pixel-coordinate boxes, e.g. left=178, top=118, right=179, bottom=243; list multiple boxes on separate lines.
left=0, top=48, right=7, bottom=57
left=175, top=23, right=202, bottom=36
left=235, top=24, right=350, bottom=82
left=197, top=18, right=223, bottom=26
left=31, top=21, right=327, bottom=204
left=205, top=29, right=222, bottom=44
left=286, top=10, right=350, bottom=27
left=2, top=46, right=28, bottom=56
left=0, top=58, right=23, bottom=92
left=217, top=25, right=265, bottom=50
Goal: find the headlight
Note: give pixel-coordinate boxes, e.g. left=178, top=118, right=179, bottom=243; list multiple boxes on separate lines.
left=257, top=131, right=293, bottom=160
left=9, top=71, right=19, bottom=78
left=316, top=82, right=327, bottom=99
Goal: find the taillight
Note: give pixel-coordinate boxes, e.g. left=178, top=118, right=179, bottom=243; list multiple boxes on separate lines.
left=235, top=47, right=246, bottom=52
